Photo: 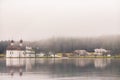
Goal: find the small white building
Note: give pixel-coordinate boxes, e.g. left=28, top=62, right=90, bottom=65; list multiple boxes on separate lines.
left=36, top=52, right=45, bottom=57
left=73, top=50, right=88, bottom=56
left=50, top=54, right=61, bottom=58
left=25, top=46, right=35, bottom=57
left=94, top=48, right=110, bottom=56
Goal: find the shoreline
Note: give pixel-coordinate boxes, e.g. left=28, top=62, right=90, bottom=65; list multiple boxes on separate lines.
left=1, top=56, right=120, bottom=58
left=1, top=54, right=120, bottom=58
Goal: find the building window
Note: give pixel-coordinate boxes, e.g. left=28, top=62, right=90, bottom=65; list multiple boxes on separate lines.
left=10, top=52, right=13, bottom=56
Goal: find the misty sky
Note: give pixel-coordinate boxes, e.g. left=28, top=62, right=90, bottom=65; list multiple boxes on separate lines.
left=0, top=0, right=120, bottom=41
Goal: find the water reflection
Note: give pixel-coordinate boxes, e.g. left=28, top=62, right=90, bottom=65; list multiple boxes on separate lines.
left=6, top=58, right=25, bottom=76
left=94, top=58, right=111, bottom=69
left=25, top=58, right=35, bottom=71
left=0, top=58, right=120, bottom=80
left=6, top=58, right=112, bottom=74
left=73, top=58, right=93, bottom=67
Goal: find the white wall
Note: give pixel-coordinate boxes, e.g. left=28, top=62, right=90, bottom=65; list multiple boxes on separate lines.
left=26, top=53, right=35, bottom=57
left=6, top=50, right=25, bottom=58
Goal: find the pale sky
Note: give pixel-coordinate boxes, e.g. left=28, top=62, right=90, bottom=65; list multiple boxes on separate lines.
left=0, top=0, right=120, bottom=41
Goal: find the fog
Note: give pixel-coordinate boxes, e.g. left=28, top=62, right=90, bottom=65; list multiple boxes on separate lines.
left=0, top=0, right=120, bottom=41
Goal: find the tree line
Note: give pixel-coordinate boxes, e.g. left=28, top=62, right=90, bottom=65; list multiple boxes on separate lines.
left=0, top=35, right=120, bottom=55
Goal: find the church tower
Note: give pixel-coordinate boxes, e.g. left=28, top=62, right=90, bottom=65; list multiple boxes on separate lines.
left=19, top=39, right=23, bottom=46
left=10, top=40, right=14, bottom=46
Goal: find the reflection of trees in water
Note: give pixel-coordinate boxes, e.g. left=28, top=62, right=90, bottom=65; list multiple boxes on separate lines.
left=5, top=58, right=120, bottom=77
left=6, top=58, right=112, bottom=71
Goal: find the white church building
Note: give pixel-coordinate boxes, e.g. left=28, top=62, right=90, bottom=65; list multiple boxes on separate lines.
left=6, top=40, right=35, bottom=58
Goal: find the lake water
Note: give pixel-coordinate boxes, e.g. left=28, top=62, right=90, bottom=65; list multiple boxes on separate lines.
left=0, top=58, right=120, bottom=80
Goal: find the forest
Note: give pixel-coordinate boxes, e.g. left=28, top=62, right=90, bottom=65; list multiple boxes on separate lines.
left=0, top=35, right=120, bottom=55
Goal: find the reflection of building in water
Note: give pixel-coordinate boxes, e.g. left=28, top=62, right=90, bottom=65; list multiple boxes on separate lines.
left=6, top=58, right=25, bottom=76
left=6, top=58, right=35, bottom=76
left=6, top=58, right=35, bottom=71
left=74, top=59, right=93, bottom=67
left=6, top=58, right=112, bottom=76
left=25, top=58, right=35, bottom=71
left=6, top=58, right=25, bottom=67
left=94, top=59, right=111, bottom=68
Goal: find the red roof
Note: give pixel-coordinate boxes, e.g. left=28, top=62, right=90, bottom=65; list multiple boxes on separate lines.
left=7, top=45, right=25, bottom=50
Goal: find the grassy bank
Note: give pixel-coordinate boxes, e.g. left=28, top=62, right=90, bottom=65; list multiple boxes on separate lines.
left=0, top=54, right=5, bottom=57
left=1, top=54, right=120, bottom=58
left=36, top=56, right=120, bottom=58
left=69, top=56, right=120, bottom=58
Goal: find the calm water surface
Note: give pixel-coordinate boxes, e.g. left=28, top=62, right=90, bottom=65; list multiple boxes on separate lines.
left=0, top=58, right=120, bottom=80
